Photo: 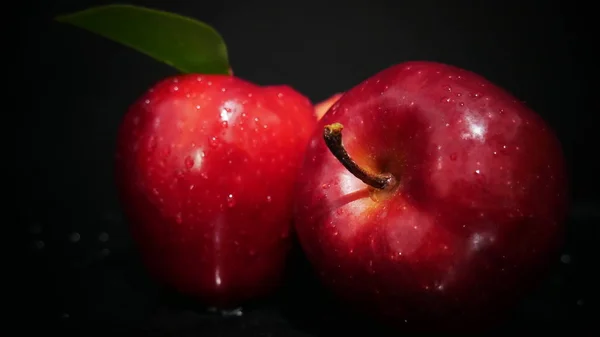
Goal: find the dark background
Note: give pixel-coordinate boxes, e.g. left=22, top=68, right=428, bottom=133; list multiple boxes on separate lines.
left=20, top=0, right=595, bottom=335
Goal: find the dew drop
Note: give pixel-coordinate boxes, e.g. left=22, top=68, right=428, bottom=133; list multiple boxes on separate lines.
left=144, top=99, right=150, bottom=104
left=184, top=156, right=194, bottom=169
left=221, top=121, right=228, bottom=128
left=209, top=136, right=219, bottom=148
left=69, top=232, right=80, bottom=243
left=456, top=92, right=462, bottom=97
left=196, top=105, right=201, bottom=110
left=277, top=92, right=283, bottom=98
left=441, top=97, right=451, bottom=103
left=98, top=232, right=109, bottom=242
left=459, top=102, right=465, bottom=107
left=266, top=195, right=272, bottom=203
left=475, top=169, right=481, bottom=175
left=221, top=88, right=227, bottom=92
left=226, top=194, right=236, bottom=207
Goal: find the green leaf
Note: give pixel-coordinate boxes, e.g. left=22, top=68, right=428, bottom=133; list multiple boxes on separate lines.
left=55, top=4, right=230, bottom=75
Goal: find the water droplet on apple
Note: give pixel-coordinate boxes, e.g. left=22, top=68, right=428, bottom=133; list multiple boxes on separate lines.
left=221, top=88, right=227, bottom=92
left=144, top=99, right=150, bottom=104
left=459, top=102, right=465, bottom=107
left=440, top=97, right=451, bottom=103
left=175, top=212, right=183, bottom=224
left=171, top=86, right=179, bottom=92
left=221, top=121, right=228, bottom=128
left=277, top=92, right=283, bottom=98
left=471, top=92, right=482, bottom=99
left=475, top=169, right=481, bottom=175
left=456, top=92, right=462, bottom=97
left=209, top=136, right=219, bottom=148
left=450, top=153, right=457, bottom=161
left=184, top=156, right=194, bottom=169
left=443, top=85, right=452, bottom=92
left=266, top=195, right=272, bottom=203
left=207, top=81, right=212, bottom=86
left=322, top=183, right=330, bottom=189
left=226, top=194, right=236, bottom=207
left=196, top=105, right=201, bottom=110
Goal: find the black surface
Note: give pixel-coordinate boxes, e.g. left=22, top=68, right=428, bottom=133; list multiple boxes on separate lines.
left=20, top=0, right=595, bottom=335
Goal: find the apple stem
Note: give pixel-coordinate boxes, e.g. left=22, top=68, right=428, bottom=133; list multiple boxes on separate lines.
left=323, top=123, right=397, bottom=190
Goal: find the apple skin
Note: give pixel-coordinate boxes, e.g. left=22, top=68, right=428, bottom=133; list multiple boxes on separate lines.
left=315, top=92, right=344, bottom=120
left=293, top=61, right=568, bottom=331
left=115, top=74, right=316, bottom=308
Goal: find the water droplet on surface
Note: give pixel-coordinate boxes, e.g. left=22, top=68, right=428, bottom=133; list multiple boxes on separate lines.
left=277, top=92, right=283, bottom=98
left=456, top=92, right=462, bottom=97
left=184, top=156, right=194, bottom=169
left=144, top=99, right=150, bottom=104
left=459, top=102, right=465, bottom=107
left=69, top=232, right=80, bottom=243
left=226, top=194, right=236, bottom=207
left=266, top=195, right=272, bottom=203
left=440, top=97, right=451, bottom=103
left=221, top=121, right=228, bottom=128
left=175, top=212, right=183, bottom=224
left=450, top=153, right=457, bottom=161
left=475, top=169, right=481, bottom=175
left=98, top=232, right=109, bottom=242
left=443, top=85, right=452, bottom=92
left=221, top=88, right=227, bottom=92
left=172, top=86, right=179, bottom=92
left=209, top=136, right=219, bottom=148
left=32, top=240, right=45, bottom=250
left=29, top=223, right=42, bottom=235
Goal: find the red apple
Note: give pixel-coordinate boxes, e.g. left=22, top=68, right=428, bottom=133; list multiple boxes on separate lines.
left=115, top=74, right=316, bottom=308
left=315, top=92, right=344, bottom=120
left=293, top=61, right=568, bottom=331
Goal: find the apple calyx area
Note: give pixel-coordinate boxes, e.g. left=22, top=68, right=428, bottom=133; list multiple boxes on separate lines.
left=323, top=123, right=398, bottom=194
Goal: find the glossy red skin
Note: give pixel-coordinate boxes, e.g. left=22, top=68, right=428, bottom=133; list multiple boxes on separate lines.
left=115, top=74, right=316, bottom=308
left=294, top=61, right=568, bottom=331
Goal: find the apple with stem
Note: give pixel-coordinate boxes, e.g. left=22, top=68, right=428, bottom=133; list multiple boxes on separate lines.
left=115, top=74, right=316, bottom=308
left=55, top=4, right=322, bottom=310
left=293, top=61, right=568, bottom=331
